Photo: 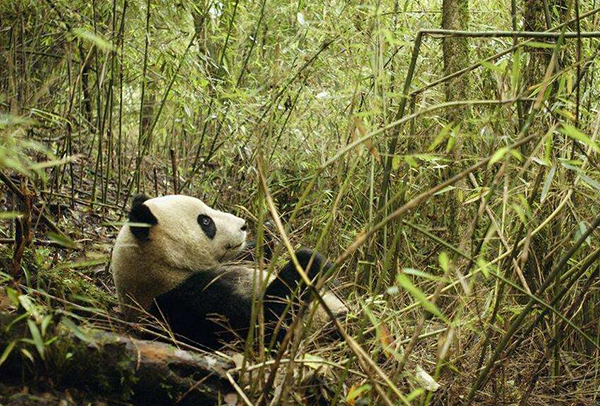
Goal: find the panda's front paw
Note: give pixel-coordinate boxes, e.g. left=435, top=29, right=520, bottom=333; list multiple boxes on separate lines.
left=295, top=248, right=332, bottom=280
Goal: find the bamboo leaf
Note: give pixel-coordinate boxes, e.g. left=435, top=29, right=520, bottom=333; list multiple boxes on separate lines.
left=428, top=125, right=451, bottom=151
left=433, top=185, right=455, bottom=196
left=439, top=252, right=450, bottom=273
left=28, top=155, right=79, bottom=170
left=0, top=211, right=22, bottom=220
left=6, top=288, right=19, bottom=307
left=18, top=295, right=35, bottom=314
left=560, top=124, right=600, bottom=153
left=524, top=41, right=555, bottom=49
left=511, top=48, right=522, bottom=93
left=41, top=315, right=53, bottom=337
left=481, top=60, right=503, bottom=72
left=544, top=127, right=554, bottom=163
left=541, top=165, right=556, bottom=203
left=61, top=317, right=93, bottom=343
left=407, top=389, right=425, bottom=402
left=20, top=348, right=35, bottom=363
left=72, top=28, right=113, bottom=51
left=27, top=320, right=45, bottom=360
left=404, top=155, right=417, bottom=168
left=477, top=257, right=490, bottom=278
left=397, top=273, right=447, bottom=322
left=47, top=232, right=80, bottom=249
left=488, top=147, right=508, bottom=167
left=403, top=268, right=448, bottom=283
left=346, top=384, right=372, bottom=405
left=0, top=341, right=16, bottom=367
left=580, top=173, right=600, bottom=191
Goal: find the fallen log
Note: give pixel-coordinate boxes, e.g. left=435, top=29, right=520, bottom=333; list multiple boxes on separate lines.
left=0, top=314, right=236, bottom=405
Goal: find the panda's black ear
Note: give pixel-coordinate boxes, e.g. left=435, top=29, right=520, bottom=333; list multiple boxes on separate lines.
left=128, top=194, right=158, bottom=241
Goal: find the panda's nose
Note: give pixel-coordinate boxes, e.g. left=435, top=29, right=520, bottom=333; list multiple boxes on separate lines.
left=241, top=222, right=247, bottom=232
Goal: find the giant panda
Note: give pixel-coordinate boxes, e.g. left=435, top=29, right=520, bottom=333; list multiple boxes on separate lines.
left=111, top=194, right=347, bottom=349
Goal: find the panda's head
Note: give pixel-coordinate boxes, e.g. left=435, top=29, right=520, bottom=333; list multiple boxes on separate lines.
left=127, top=194, right=248, bottom=270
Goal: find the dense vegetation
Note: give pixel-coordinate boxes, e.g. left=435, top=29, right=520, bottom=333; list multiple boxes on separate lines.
left=1, top=0, right=599, bottom=404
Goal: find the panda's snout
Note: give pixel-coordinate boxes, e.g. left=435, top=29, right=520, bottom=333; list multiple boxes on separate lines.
left=226, top=242, right=244, bottom=250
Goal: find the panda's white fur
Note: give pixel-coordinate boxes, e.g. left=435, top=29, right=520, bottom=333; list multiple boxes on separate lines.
left=111, top=194, right=346, bottom=346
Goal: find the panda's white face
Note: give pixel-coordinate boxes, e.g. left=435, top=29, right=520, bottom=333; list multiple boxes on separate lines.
left=134, top=195, right=248, bottom=271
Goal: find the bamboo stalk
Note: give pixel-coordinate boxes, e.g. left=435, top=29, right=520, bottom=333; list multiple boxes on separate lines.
left=170, top=148, right=178, bottom=194
left=134, top=0, right=152, bottom=192
left=116, top=0, right=127, bottom=203
left=419, top=28, right=600, bottom=38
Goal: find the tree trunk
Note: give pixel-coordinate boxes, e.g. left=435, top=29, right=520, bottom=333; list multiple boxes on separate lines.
left=0, top=314, right=235, bottom=406
left=441, top=0, right=470, bottom=239
left=442, top=0, right=470, bottom=127
left=523, top=0, right=567, bottom=106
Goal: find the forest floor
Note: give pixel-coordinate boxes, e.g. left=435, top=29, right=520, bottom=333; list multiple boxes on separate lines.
left=1, top=166, right=598, bottom=406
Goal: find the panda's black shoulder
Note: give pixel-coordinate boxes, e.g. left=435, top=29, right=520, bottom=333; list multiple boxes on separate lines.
left=150, top=269, right=252, bottom=348
left=152, top=268, right=247, bottom=315
left=158, top=270, right=224, bottom=303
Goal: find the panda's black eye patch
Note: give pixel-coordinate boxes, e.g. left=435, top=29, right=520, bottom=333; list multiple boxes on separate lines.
left=197, top=214, right=216, bottom=239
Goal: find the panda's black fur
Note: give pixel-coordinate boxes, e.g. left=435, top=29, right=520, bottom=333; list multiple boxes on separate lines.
left=150, top=249, right=329, bottom=348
